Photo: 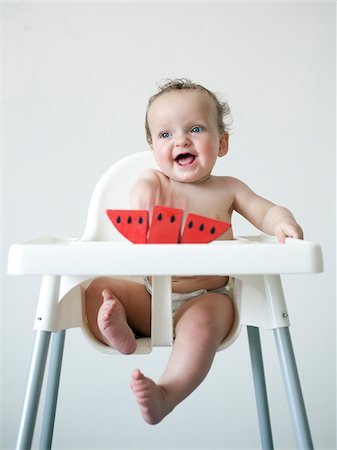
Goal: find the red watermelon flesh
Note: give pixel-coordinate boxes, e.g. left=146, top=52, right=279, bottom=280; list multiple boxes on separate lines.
left=106, top=209, right=149, bottom=243
left=147, top=206, right=183, bottom=244
left=180, top=213, right=231, bottom=243
left=106, top=207, right=230, bottom=244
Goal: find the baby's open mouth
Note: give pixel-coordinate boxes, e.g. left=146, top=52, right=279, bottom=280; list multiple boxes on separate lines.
left=175, top=153, right=196, bottom=166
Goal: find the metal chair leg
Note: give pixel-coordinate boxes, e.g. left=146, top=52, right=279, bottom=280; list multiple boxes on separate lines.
left=16, top=331, right=51, bottom=450
left=39, top=330, right=66, bottom=450
left=274, top=327, right=314, bottom=450
left=247, top=326, right=274, bottom=450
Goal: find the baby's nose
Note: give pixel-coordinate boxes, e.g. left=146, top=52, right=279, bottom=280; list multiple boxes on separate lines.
left=175, top=133, right=191, bottom=147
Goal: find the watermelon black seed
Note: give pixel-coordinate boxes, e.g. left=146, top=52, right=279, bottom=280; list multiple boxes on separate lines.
left=127, top=216, right=132, bottom=224
left=188, top=221, right=193, bottom=228
left=199, top=224, right=204, bottom=231
left=138, top=217, right=143, bottom=224
left=210, top=227, right=216, bottom=234
left=170, top=215, right=175, bottom=223
left=116, top=216, right=121, bottom=224
left=157, top=213, right=163, bottom=221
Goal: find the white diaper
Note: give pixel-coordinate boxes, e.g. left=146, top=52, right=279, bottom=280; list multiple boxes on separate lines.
left=144, top=276, right=234, bottom=317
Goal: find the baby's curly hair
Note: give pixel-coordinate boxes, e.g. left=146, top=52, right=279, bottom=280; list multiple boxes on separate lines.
left=145, top=78, right=231, bottom=145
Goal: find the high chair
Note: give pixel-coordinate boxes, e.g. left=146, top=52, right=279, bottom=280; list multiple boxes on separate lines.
left=7, top=151, right=323, bottom=450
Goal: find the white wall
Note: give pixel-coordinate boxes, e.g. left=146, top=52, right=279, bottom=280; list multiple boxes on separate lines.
left=2, top=2, right=335, bottom=449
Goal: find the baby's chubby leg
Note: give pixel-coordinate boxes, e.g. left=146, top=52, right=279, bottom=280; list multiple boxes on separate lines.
left=85, top=277, right=151, bottom=354
left=130, top=293, right=234, bottom=424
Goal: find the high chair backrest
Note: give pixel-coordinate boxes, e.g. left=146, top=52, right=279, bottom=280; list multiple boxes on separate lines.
left=82, top=151, right=158, bottom=241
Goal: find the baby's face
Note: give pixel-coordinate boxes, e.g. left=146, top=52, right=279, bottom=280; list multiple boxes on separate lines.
left=147, top=89, right=228, bottom=183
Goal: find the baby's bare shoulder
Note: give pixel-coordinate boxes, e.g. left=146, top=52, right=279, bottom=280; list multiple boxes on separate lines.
left=138, top=169, right=168, bottom=183
left=131, top=169, right=169, bottom=200
left=213, top=175, right=247, bottom=190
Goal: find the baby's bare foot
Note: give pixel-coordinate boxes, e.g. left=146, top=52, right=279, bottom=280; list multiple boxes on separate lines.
left=97, top=289, right=137, bottom=354
left=130, top=369, right=173, bottom=425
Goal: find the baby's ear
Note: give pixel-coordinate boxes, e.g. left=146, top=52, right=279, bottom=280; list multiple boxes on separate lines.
left=218, top=132, right=229, bottom=157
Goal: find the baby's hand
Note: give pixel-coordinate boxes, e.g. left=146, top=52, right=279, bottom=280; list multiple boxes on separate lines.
left=274, top=221, right=303, bottom=244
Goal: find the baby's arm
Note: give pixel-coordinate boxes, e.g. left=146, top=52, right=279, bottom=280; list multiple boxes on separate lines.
left=130, top=169, right=163, bottom=212
left=230, top=178, right=303, bottom=243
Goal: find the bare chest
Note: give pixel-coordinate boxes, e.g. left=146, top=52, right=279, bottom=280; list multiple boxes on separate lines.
left=166, top=178, right=233, bottom=224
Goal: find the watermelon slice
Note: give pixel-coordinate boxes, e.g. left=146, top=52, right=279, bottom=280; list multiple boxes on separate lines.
left=106, top=207, right=230, bottom=244
left=180, top=213, right=231, bottom=243
left=106, top=209, right=149, bottom=243
left=147, top=206, right=183, bottom=244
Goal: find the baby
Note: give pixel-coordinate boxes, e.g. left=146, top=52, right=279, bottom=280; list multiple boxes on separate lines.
left=85, top=78, right=303, bottom=425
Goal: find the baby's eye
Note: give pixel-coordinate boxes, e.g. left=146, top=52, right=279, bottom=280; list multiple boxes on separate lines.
left=190, top=126, right=204, bottom=133
left=160, top=131, right=171, bottom=139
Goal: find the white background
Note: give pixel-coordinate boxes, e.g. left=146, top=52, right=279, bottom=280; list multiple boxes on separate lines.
left=1, top=2, right=335, bottom=449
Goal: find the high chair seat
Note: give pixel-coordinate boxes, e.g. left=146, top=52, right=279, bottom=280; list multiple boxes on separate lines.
left=7, top=151, right=323, bottom=450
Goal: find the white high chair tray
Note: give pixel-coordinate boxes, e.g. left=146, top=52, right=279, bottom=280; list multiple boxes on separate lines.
left=7, top=235, right=323, bottom=276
